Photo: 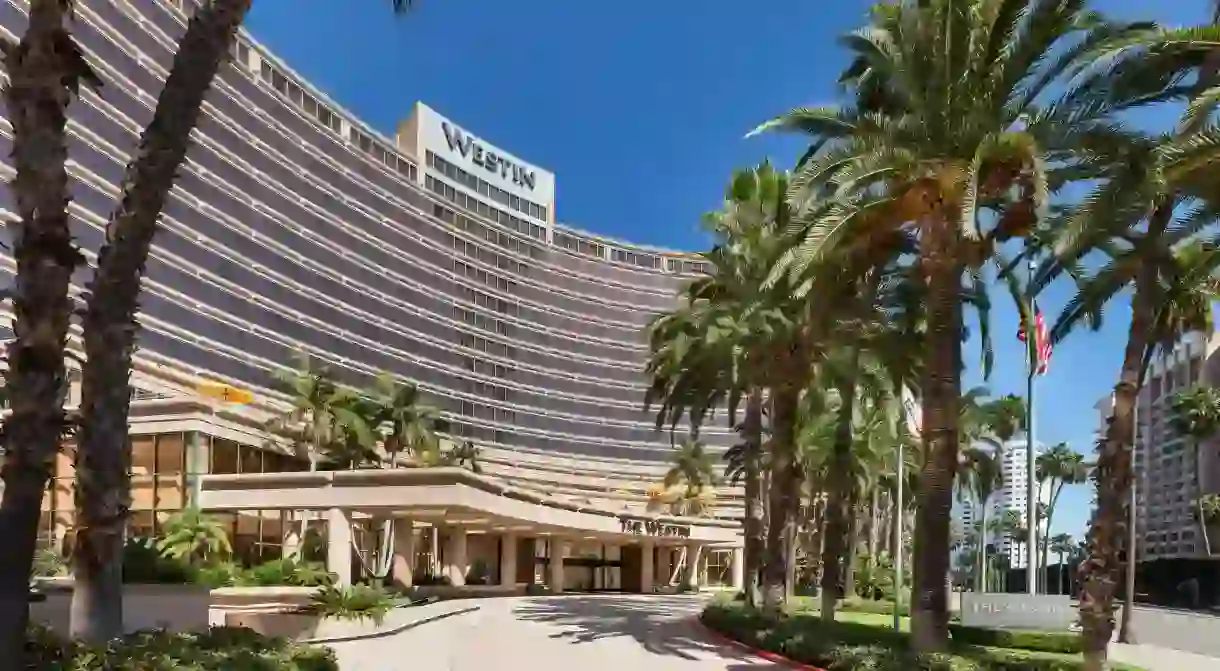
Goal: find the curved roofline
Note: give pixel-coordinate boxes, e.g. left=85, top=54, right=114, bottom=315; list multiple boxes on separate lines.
left=235, top=21, right=703, bottom=261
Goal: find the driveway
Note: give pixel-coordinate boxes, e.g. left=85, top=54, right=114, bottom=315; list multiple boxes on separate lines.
left=330, top=593, right=781, bottom=670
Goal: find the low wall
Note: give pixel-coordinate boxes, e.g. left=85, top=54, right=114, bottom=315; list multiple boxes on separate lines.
left=405, top=584, right=525, bottom=600
left=29, top=579, right=212, bottom=634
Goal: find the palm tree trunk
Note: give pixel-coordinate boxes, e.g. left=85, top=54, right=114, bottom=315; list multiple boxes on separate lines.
left=910, top=236, right=963, bottom=653
left=843, top=507, right=860, bottom=601
left=742, top=389, right=765, bottom=608
left=819, top=367, right=859, bottom=621
left=70, top=0, right=251, bottom=642
left=1042, top=484, right=1061, bottom=598
left=1079, top=236, right=1159, bottom=671
left=0, top=0, right=83, bottom=662
left=762, top=386, right=801, bottom=615
left=976, top=504, right=988, bottom=593
left=868, top=486, right=880, bottom=565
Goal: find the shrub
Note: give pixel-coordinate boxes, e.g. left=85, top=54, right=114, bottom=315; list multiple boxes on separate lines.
left=31, top=548, right=68, bottom=578
left=414, top=573, right=453, bottom=586
left=701, top=601, right=1116, bottom=671
left=122, top=537, right=194, bottom=584
left=24, top=623, right=338, bottom=670
left=194, top=561, right=243, bottom=589
left=948, top=624, right=1083, bottom=654
left=841, top=597, right=910, bottom=617
left=524, top=582, right=550, bottom=595
left=308, top=584, right=394, bottom=624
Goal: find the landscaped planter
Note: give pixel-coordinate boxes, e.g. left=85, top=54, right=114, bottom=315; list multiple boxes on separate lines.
left=29, top=578, right=212, bottom=635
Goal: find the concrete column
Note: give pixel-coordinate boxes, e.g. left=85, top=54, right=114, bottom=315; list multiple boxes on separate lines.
left=392, top=518, right=416, bottom=589
left=500, top=533, right=518, bottom=587
left=184, top=431, right=210, bottom=506
left=639, top=541, right=655, bottom=594
left=444, top=526, right=468, bottom=586
left=430, top=526, right=441, bottom=576
left=548, top=537, right=567, bottom=593
left=282, top=525, right=302, bottom=560
left=730, top=547, right=744, bottom=590
left=657, top=547, right=672, bottom=586
left=326, top=508, right=352, bottom=586
left=683, top=543, right=703, bottom=589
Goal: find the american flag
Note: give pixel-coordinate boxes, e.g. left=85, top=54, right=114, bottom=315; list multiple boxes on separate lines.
left=1017, top=305, right=1052, bottom=375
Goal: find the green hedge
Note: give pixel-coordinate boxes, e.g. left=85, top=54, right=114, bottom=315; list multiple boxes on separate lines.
left=26, top=624, right=337, bottom=670
left=841, top=598, right=910, bottom=617
left=949, top=624, right=1083, bottom=655
left=701, top=602, right=1134, bottom=671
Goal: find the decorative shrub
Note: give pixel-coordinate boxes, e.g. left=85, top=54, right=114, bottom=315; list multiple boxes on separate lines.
left=307, top=584, right=394, bottom=624
left=31, top=548, right=68, bottom=578
left=121, top=537, right=194, bottom=584
left=701, top=601, right=1133, bottom=671
left=948, top=624, right=1083, bottom=654
left=193, top=561, right=243, bottom=589
left=524, top=582, right=550, bottom=595
left=24, top=623, right=338, bottom=670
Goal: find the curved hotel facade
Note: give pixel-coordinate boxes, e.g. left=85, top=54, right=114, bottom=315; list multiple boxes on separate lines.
left=0, top=0, right=741, bottom=592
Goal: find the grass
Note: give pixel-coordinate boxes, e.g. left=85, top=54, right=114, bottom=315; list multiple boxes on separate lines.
left=703, top=599, right=1145, bottom=671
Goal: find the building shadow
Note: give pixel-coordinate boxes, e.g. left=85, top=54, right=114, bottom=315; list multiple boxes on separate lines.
left=510, top=594, right=775, bottom=666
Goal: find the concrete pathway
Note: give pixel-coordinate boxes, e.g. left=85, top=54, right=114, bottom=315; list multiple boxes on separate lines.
left=1110, top=643, right=1220, bottom=671
left=329, top=594, right=779, bottom=671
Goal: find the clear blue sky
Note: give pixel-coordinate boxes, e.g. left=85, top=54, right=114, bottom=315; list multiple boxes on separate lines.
left=244, top=0, right=1209, bottom=540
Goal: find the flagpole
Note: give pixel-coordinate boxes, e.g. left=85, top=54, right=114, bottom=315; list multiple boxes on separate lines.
left=1026, top=257, right=1039, bottom=595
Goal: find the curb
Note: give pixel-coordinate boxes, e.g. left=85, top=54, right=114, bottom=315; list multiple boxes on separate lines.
left=303, top=605, right=479, bottom=644
left=693, top=616, right=827, bottom=671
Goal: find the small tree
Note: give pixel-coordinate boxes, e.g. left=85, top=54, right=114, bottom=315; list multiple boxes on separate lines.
left=155, top=508, right=232, bottom=567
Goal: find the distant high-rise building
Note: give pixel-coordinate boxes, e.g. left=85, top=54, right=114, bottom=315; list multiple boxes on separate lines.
left=953, top=439, right=1049, bottom=569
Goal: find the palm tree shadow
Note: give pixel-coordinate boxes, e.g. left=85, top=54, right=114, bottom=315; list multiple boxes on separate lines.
left=509, top=594, right=770, bottom=665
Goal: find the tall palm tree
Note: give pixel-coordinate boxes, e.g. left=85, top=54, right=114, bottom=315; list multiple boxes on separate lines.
left=1044, top=133, right=1220, bottom=667
left=68, top=0, right=418, bottom=643
left=1035, top=443, right=1087, bottom=592
left=959, top=446, right=1002, bottom=593
left=1168, top=385, right=1220, bottom=556
left=0, top=0, right=99, bottom=659
left=749, top=0, right=1131, bottom=649
left=1049, top=533, right=1075, bottom=596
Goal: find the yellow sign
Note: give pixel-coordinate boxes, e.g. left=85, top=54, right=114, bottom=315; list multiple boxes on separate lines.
left=196, top=381, right=254, bottom=405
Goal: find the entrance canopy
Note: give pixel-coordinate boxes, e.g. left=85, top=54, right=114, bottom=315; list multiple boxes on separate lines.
left=199, top=467, right=741, bottom=547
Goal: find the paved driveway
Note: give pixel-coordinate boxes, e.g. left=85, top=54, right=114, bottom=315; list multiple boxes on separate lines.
left=330, top=594, right=780, bottom=671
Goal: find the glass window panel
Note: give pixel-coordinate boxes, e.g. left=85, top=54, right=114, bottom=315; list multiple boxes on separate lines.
left=128, top=510, right=156, bottom=540
left=132, top=436, right=156, bottom=476
left=211, top=439, right=239, bottom=474
left=239, top=445, right=262, bottom=475
left=155, top=476, right=186, bottom=510
left=156, top=433, right=186, bottom=476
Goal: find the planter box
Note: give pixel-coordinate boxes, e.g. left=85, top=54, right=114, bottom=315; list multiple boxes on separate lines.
left=224, top=610, right=384, bottom=641
left=28, top=580, right=211, bottom=635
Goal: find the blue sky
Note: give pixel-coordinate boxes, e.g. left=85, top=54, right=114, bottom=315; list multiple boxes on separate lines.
left=244, top=0, right=1209, bottom=540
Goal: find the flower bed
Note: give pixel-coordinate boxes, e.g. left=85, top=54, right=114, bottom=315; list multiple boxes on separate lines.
left=701, top=601, right=1142, bottom=671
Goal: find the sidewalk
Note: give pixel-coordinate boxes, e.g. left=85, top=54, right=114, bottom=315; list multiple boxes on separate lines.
left=1110, top=642, right=1220, bottom=670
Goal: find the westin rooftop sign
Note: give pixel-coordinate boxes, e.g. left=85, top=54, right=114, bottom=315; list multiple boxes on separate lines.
left=442, top=121, right=537, bottom=191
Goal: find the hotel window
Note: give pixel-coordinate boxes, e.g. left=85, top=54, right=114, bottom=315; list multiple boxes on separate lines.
left=128, top=433, right=187, bottom=540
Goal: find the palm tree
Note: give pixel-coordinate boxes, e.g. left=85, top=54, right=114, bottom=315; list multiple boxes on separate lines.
left=0, top=0, right=99, bottom=658
left=1168, top=386, right=1220, bottom=556
left=748, top=0, right=1131, bottom=649
left=662, top=436, right=718, bottom=513
left=959, top=446, right=1002, bottom=593
left=1043, top=130, right=1220, bottom=666
left=266, top=353, right=363, bottom=470
left=155, top=508, right=232, bottom=567
left=367, top=373, right=447, bottom=467
left=1035, top=443, right=1087, bottom=592
left=1049, top=533, right=1075, bottom=596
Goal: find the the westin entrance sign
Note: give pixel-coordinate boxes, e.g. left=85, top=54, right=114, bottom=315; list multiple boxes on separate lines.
left=960, top=593, right=1075, bottom=631
left=442, top=121, right=537, bottom=191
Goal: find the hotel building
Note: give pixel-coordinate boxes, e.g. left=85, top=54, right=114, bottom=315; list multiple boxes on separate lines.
left=0, top=0, right=742, bottom=592
left=1098, top=331, right=1220, bottom=561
